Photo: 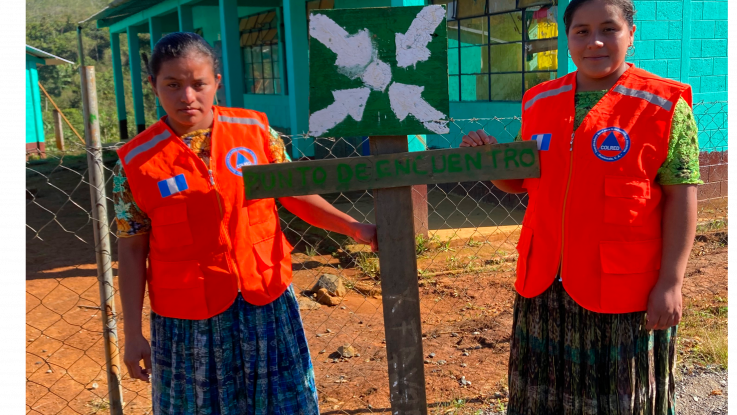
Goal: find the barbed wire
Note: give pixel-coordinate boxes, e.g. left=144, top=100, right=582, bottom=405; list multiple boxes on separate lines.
left=26, top=108, right=728, bottom=414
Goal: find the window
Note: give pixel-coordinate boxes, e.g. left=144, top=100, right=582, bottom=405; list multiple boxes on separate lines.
left=435, top=0, right=558, bottom=102
left=241, top=10, right=283, bottom=94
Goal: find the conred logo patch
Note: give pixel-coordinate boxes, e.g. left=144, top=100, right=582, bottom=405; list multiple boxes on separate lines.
left=591, top=127, right=630, bottom=162
left=225, top=147, right=258, bottom=176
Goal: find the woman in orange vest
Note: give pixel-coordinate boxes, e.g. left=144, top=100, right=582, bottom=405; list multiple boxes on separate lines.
left=461, top=0, right=699, bottom=413
left=113, top=32, right=377, bottom=414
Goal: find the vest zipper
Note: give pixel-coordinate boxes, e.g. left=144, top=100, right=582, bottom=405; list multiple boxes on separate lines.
left=559, top=132, right=575, bottom=282
left=209, top=169, right=224, bottom=218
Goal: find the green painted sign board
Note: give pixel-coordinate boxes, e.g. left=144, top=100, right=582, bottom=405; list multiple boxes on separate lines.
left=243, top=141, right=539, bottom=199
left=308, top=5, right=450, bottom=137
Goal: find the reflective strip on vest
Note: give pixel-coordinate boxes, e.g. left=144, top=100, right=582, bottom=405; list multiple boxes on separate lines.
left=124, top=130, right=172, bottom=164
left=217, top=115, right=266, bottom=131
left=613, top=85, right=674, bottom=111
left=524, top=84, right=573, bottom=111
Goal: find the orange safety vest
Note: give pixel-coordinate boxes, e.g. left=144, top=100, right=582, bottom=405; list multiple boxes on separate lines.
left=516, top=64, right=692, bottom=313
left=117, top=106, right=293, bottom=320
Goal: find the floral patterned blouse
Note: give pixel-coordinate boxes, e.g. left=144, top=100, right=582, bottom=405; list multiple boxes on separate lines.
left=516, top=90, right=702, bottom=185
left=113, top=126, right=291, bottom=238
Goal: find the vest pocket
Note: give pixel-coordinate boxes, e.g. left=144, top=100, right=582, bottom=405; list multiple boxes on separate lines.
left=603, top=176, right=651, bottom=226
left=148, top=257, right=209, bottom=318
left=600, top=239, right=662, bottom=274
left=252, top=235, right=292, bottom=297
left=150, top=203, right=194, bottom=248
left=515, top=226, right=534, bottom=286
left=252, top=234, right=290, bottom=270
left=599, top=239, right=662, bottom=312
left=245, top=198, right=277, bottom=226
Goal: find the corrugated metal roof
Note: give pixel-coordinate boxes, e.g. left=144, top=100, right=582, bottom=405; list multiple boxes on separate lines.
left=26, top=45, right=74, bottom=66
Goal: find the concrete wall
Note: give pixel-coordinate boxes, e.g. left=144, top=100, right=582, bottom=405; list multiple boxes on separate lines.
left=631, top=0, right=728, bottom=153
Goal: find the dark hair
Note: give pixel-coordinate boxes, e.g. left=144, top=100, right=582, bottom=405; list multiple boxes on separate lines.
left=563, top=0, right=636, bottom=34
left=141, top=32, right=220, bottom=81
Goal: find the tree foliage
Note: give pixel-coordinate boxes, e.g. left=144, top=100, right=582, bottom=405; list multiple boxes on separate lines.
left=27, top=0, right=158, bottom=143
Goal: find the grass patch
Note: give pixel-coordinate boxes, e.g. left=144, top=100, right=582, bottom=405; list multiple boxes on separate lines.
left=678, top=295, right=728, bottom=369
left=416, top=234, right=430, bottom=255
left=304, top=244, right=318, bottom=257
left=696, top=219, right=728, bottom=234
left=354, top=251, right=380, bottom=278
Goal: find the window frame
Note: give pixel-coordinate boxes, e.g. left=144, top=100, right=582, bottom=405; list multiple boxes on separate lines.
left=438, top=0, right=558, bottom=102
left=240, top=9, right=286, bottom=96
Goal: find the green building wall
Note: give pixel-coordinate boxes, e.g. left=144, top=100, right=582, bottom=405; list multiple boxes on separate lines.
left=103, top=0, right=727, bottom=156
left=26, top=54, right=45, bottom=148
left=629, top=0, right=727, bottom=151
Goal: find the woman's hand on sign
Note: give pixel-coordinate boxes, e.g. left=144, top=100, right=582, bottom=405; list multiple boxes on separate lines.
left=124, top=333, right=152, bottom=382
left=278, top=195, right=378, bottom=252
left=351, top=222, right=379, bottom=252
left=460, top=129, right=497, bottom=147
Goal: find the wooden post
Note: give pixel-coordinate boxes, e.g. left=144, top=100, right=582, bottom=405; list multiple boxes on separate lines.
left=52, top=109, right=64, bottom=151
left=370, top=136, right=428, bottom=415
left=412, top=185, right=429, bottom=237
left=79, top=66, right=125, bottom=415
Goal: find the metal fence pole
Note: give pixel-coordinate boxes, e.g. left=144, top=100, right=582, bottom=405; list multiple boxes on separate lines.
left=80, top=65, right=125, bottom=415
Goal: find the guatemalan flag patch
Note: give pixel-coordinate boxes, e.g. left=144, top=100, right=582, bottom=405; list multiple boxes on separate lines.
left=158, top=174, right=188, bottom=198
left=532, top=133, right=552, bottom=151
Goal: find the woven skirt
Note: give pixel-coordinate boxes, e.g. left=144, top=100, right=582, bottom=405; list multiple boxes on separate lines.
left=150, top=285, right=320, bottom=415
left=508, top=278, right=677, bottom=415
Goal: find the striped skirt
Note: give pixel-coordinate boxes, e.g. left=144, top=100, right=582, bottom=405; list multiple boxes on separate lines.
left=508, top=279, right=677, bottom=415
left=150, top=285, right=320, bottom=415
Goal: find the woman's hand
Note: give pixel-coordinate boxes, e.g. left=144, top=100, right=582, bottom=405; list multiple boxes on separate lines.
left=460, top=129, right=498, bottom=147
left=645, top=281, right=683, bottom=330
left=278, top=195, right=379, bottom=251
left=645, top=184, right=696, bottom=331
left=124, top=333, right=152, bottom=382
left=459, top=130, right=526, bottom=194
left=351, top=222, right=378, bottom=252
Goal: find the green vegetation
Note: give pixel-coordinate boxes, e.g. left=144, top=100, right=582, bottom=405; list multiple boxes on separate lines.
left=415, top=234, right=430, bottom=255
left=27, top=0, right=159, bottom=147
left=466, top=237, right=483, bottom=247
left=304, top=244, right=318, bottom=258
left=354, top=251, right=380, bottom=278
left=678, top=295, right=728, bottom=369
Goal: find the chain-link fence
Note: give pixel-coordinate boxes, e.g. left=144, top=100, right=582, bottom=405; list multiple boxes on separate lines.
left=26, top=104, right=728, bottom=414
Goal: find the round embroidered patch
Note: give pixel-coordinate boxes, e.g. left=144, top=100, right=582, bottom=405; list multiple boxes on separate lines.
left=591, top=127, right=630, bottom=162
left=225, top=147, right=258, bottom=176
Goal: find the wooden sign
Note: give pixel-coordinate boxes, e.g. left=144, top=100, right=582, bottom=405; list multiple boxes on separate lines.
left=244, top=141, right=538, bottom=200
left=244, top=138, right=540, bottom=414
left=308, top=5, right=450, bottom=137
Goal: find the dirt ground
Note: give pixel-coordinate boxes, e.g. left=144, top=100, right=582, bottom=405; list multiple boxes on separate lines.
left=26, top=158, right=728, bottom=414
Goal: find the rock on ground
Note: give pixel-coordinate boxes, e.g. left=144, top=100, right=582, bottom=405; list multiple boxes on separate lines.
left=337, top=344, right=356, bottom=358
left=297, top=296, right=321, bottom=310
left=316, top=287, right=341, bottom=306
left=309, top=274, right=347, bottom=298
